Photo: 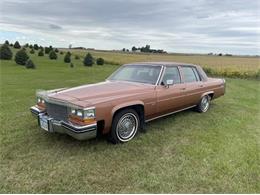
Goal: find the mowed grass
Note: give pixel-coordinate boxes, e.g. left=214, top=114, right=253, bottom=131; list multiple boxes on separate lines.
left=0, top=50, right=260, bottom=193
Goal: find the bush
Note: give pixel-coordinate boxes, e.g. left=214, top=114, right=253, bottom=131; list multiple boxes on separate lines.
left=38, top=49, right=44, bottom=56
left=75, top=55, right=80, bottom=60
left=70, top=63, right=74, bottom=68
left=29, top=44, right=33, bottom=49
left=64, top=52, right=71, bottom=63
left=30, top=48, right=35, bottom=54
left=25, top=43, right=29, bottom=47
left=45, top=47, right=51, bottom=54
left=55, top=48, right=59, bottom=53
left=4, top=40, right=9, bottom=45
left=33, top=44, right=39, bottom=50
left=49, top=50, right=57, bottom=60
left=25, top=59, right=36, bottom=69
left=83, top=53, right=94, bottom=66
left=14, top=41, right=21, bottom=49
left=15, top=49, right=29, bottom=65
left=96, top=57, right=104, bottom=65
left=0, top=44, right=13, bottom=60
left=10, top=43, right=13, bottom=47
left=60, top=51, right=64, bottom=55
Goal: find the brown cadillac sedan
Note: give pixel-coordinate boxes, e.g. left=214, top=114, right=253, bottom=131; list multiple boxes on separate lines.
left=30, top=62, right=225, bottom=143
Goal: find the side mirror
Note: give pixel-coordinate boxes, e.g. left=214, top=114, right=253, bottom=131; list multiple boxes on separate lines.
left=165, top=79, right=174, bottom=88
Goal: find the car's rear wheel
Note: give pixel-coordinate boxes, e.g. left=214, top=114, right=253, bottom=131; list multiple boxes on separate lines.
left=196, top=95, right=211, bottom=113
left=109, top=109, right=139, bottom=144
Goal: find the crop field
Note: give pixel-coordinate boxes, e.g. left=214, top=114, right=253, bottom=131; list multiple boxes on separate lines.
left=0, top=48, right=260, bottom=193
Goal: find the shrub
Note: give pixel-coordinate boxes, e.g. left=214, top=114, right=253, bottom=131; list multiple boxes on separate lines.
left=4, top=40, right=9, bottom=45
left=25, top=59, right=36, bottom=69
left=14, top=41, right=21, bottom=49
left=83, top=52, right=94, bottom=66
left=45, top=47, right=51, bottom=54
left=38, top=49, right=44, bottom=56
left=64, top=52, right=71, bottom=63
left=10, top=43, right=13, bottom=47
left=49, top=50, right=57, bottom=60
left=33, top=44, right=39, bottom=50
left=0, top=44, right=13, bottom=60
left=15, top=49, right=29, bottom=65
left=55, top=48, right=59, bottom=53
left=60, top=51, right=64, bottom=55
left=29, top=44, right=33, bottom=49
left=96, top=57, right=104, bottom=65
left=25, top=43, right=29, bottom=47
left=30, top=48, right=35, bottom=54
left=70, top=63, right=74, bottom=68
left=75, top=55, right=80, bottom=60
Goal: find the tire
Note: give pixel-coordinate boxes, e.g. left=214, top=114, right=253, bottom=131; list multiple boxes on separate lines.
left=108, top=109, right=140, bottom=144
left=196, top=95, right=211, bottom=113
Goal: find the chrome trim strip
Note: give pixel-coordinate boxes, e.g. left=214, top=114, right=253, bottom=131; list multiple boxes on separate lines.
left=155, top=66, right=165, bottom=86
left=145, top=105, right=196, bottom=122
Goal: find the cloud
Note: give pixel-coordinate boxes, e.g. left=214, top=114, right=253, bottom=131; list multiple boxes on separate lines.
left=0, top=0, right=259, bottom=54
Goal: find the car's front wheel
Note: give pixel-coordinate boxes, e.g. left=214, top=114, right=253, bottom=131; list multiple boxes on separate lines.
left=196, top=95, right=211, bottom=113
left=109, top=109, right=140, bottom=144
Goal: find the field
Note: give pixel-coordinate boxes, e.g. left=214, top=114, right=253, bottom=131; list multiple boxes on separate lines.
left=0, top=49, right=260, bottom=193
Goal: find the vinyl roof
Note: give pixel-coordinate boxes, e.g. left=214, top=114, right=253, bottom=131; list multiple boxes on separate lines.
left=125, top=61, right=197, bottom=66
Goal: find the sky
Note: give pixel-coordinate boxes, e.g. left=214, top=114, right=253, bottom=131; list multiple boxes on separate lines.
left=0, top=0, right=259, bottom=55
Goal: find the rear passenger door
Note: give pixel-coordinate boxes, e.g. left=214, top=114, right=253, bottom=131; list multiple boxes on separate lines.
left=180, top=66, right=204, bottom=106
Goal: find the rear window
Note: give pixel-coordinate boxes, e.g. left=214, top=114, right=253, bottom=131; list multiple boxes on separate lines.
left=181, top=66, right=198, bottom=83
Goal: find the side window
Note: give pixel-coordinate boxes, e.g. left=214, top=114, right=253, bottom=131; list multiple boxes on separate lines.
left=161, top=67, right=181, bottom=85
left=181, top=66, right=198, bottom=83
left=192, top=67, right=201, bottom=81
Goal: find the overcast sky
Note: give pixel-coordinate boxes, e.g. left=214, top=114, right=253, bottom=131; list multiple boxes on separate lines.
left=0, top=0, right=259, bottom=54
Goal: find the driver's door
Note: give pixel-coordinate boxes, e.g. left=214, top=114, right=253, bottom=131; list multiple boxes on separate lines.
left=155, top=66, right=187, bottom=116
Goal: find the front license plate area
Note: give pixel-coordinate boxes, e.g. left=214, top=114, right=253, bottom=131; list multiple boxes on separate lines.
left=39, top=115, right=49, bottom=131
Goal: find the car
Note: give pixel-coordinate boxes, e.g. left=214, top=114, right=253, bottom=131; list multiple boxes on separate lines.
left=30, top=62, right=225, bottom=143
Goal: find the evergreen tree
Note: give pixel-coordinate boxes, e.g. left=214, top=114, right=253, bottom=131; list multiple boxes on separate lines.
left=64, top=52, right=71, bottom=63
left=25, top=59, right=36, bottom=69
left=55, top=48, right=59, bottom=53
left=49, top=50, right=57, bottom=60
left=13, top=41, right=21, bottom=49
left=38, top=49, right=44, bottom=56
left=0, top=44, right=13, bottom=60
left=4, top=40, right=9, bottom=45
left=33, top=44, right=39, bottom=50
left=30, top=48, right=35, bottom=54
left=83, top=53, right=94, bottom=66
left=15, top=49, right=29, bottom=65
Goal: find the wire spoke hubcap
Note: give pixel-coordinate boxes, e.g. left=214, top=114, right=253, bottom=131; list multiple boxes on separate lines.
left=201, top=96, right=210, bottom=112
left=116, top=113, right=138, bottom=141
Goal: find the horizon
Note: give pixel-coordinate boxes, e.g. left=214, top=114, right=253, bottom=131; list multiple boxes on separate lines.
left=0, top=0, right=259, bottom=55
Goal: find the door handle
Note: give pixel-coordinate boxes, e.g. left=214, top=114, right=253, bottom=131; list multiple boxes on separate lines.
left=181, top=87, right=186, bottom=90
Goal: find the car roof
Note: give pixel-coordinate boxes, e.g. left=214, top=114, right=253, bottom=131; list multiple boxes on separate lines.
left=124, top=61, right=198, bottom=67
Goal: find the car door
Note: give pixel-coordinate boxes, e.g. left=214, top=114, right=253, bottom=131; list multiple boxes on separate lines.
left=179, top=66, right=204, bottom=107
left=155, top=66, right=187, bottom=116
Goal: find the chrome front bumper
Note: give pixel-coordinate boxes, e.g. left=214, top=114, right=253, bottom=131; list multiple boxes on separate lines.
left=30, top=106, right=97, bottom=140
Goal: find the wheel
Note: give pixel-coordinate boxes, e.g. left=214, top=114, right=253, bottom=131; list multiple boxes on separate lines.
left=196, top=95, right=211, bottom=113
left=109, top=109, right=140, bottom=144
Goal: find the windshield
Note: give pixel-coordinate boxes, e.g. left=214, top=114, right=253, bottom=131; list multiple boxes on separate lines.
left=108, top=65, right=162, bottom=85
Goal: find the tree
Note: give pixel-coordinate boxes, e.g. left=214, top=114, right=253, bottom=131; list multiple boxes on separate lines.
left=75, top=55, right=80, bottom=60
left=25, top=59, right=36, bottom=69
left=60, top=51, right=64, bottom=55
left=30, top=48, right=35, bottom=54
left=29, top=44, right=33, bottom=49
left=25, top=43, right=29, bottom=47
left=45, top=47, right=50, bottom=54
left=96, top=57, right=104, bottom=65
left=132, top=46, right=137, bottom=52
left=38, top=49, right=44, bottom=56
left=64, top=52, right=71, bottom=63
left=122, top=48, right=126, bottom=52
left=4, top=40, right=9, bottom=45
left=0, top=44, right=13, bottom=60
left=10, top=43, right=13, bottom=47
left=55, top=48, right=59, bottom=53
left=49, top=50, right=57, bottom=60
left=14, top=41, right=21, bottom=49
left=15, top=49, right=29, bottom=65
left=33, top=44, right=39, bottom=50
left=83, top=53, right=94, bottom=66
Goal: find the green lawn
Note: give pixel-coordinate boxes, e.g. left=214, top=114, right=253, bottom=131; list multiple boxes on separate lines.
left=0, top=52, right=259, bottom=193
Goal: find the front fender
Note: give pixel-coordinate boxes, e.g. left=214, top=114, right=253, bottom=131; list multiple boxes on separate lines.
left=111, top=100, right=144, bottom=117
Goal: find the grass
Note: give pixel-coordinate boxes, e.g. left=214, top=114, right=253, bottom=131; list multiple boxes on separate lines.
left=0, top=49, right=260, bottom=193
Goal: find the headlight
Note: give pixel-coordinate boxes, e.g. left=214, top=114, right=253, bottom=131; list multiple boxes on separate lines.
left=69, top=107, right=95, bottom=120
left=36, top=97, right=46, bottom=109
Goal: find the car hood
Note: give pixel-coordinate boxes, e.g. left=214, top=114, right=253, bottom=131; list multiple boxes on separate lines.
left=48, top=81, right=154, bottom=107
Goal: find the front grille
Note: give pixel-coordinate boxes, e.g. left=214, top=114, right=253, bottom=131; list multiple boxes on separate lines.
left=46, top=102, right=68, bottom=121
